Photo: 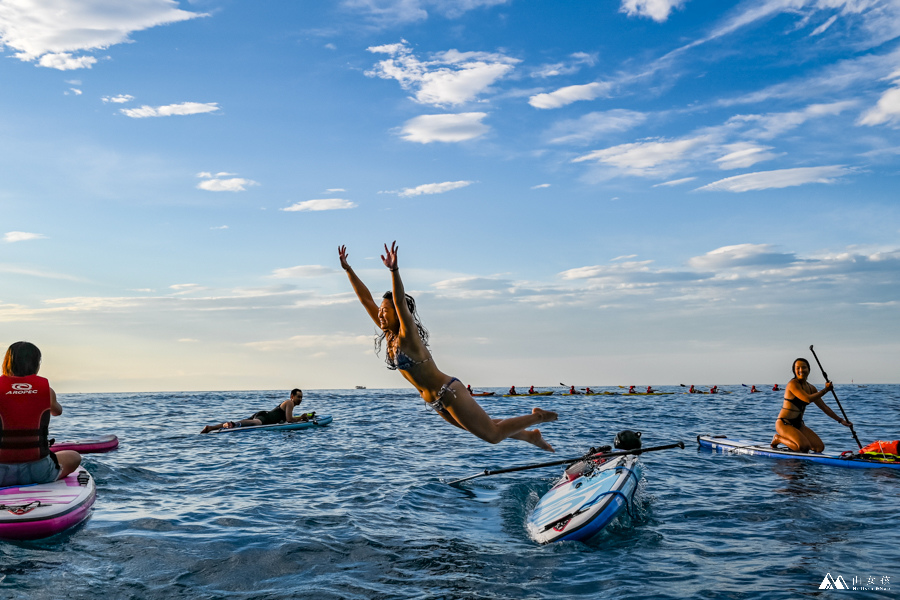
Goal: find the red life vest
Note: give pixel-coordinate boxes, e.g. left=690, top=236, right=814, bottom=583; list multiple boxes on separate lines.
left=0, top=375, right=52, bottom=463
left=860, top=440, right=900, bottom=457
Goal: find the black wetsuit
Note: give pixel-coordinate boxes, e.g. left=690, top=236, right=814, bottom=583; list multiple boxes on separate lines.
left=250, top=405, right=286, bottom=426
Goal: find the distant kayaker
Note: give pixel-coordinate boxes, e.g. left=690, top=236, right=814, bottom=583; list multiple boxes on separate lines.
left=200, top=389, right=312, bottom=433
left=339, top=243, right=557, bottom=451
left=528, top=385, right=535, bottom=395
left=508, top=385, right=518, bottom=395
left=585, top=387, right=593, bottom=394
left=568, top=386, right=581, bottom=395
left=689, top=385, right=698, bottom=393
left=770, top=358, right=852, bottom=452
left=467, top=384, right=473, bottom=394
left=710, top=385, right=718, bottom=394
left=628, top=385, right=636, bottom=393
left=772, top=384, right=780, bottom=391
left=0, top=342, right=81, bottom=486
left=751, top=385, right=759, bottom=393
left=646, top=386, right=654, bottom=393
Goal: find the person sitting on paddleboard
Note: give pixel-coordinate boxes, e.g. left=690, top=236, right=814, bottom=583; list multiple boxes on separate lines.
left=200, top=389, right=312, bottom=433
left=770, top=358, right=852, bottom=452
left=339, top=243, right=557, bottom=452
left=0, top=342, right=81, bottom=486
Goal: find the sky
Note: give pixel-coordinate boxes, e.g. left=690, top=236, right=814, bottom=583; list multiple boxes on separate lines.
left=0, top=0, right=898, bottom=393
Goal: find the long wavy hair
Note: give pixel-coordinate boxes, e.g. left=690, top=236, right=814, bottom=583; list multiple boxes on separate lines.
left=375, top=291, right=429, bottom=368
left=3, top=341, right=42, bottom=377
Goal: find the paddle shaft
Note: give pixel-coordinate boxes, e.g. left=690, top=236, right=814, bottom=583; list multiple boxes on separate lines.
left=447, top=441, right=685, bottom=485
left=809, top=345, right=862, bottom=449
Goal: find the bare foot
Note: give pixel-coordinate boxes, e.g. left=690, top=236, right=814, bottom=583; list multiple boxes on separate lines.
left=532, top=408, right=558, bottom=423
left=770, top=436, right=779, bottom=449
left=522, top=428, right=555, bottom=452
left=201, top=425, right=212, bottom=434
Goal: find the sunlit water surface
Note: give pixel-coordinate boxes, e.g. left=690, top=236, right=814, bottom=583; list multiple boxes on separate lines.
left=1, top=385, right=897, bottom=599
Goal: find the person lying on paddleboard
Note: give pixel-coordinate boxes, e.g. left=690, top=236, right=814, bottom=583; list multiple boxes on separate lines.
left=770, top=358, right=852, bottom=452
left=200, top=389, right=313, bottom=433
left=339, top=242, right=557, bottom=451
left=0, top=342, right=81, bottom=486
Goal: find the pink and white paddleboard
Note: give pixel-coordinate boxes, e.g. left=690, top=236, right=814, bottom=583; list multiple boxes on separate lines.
left=0, top=466, right=96, bottom=540
left=51, top=434, right=119, bottom=454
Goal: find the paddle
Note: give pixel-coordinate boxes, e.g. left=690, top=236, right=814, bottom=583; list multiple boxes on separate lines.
left=446, top=441, right=685, bottom=485
left=809, top=345, right=862, bottom=449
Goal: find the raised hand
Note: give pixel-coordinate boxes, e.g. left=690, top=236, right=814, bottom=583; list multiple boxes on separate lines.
left=338, top=245, right=351, bottom=271
left=381, top=241, right=399, bottom=271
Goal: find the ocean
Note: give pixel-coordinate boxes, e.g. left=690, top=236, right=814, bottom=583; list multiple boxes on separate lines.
left=2, top=384, right=897, bottom=599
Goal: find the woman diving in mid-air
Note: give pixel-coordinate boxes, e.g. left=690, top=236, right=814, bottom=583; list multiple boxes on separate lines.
left=339, top=242, right=557, bottom=451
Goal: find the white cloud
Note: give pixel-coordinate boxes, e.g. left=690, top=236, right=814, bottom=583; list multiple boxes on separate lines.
left=573, top=135, right=711, bottom=177
left=531, top=52, right=597, bottom=78
left=120, top=102, right=220, bottom=118
left=326, top=188, right=346, bottom=192
left=547, top=109, right=647, bottom=144
left=687, top=244, right=796, bottom=270
left=270, top=265, right=338, bottom=279
left=281, top=199, right=357, bottom=212
left=652, top=177, right=696, bottom=187
left=714, top=143, right=778, bottom=170
left=346, top=0, right=510, bottom=26
left=102, top=94, right=134, bottom=104
left=859, top=85, right=900, bottom=126
left=810, top=15, right=838, bottom=36
left=0, top=0, right=203, bottom=68
left=399, top=112, right=489, bottom=143
left=37, top=53, right=97, bottom=70
left=528, top=82, right=612, bottom=109
left=698, top=165, right=851, bottom=192
left=366, top=40, right=518, bottom=106
left=398, top=180, right=472, bottom=197
left=4, top=231, right=46, bottom=243
left=210, top=225, right=229, bottom=230
left=727, top=101, right=857, bottom=139
left=619, top=0, right=687, bottom=23
left=67, top=88, right=82, bottom=95
left=196, top=174, right=259, bottom=192
left=531, top=183, right=551, bottom=189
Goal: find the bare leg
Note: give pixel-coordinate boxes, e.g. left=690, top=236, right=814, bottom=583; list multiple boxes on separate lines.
left=774, top=419, right=814, bottom=453
left=441, top=381, right=557, bottom=451
left=54, top=450, right=81, bottom=479
left=438, top=408, right=553, bottom=450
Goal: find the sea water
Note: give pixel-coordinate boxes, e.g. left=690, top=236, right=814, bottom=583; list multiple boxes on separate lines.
left=1, top=385, right=897, bottom=599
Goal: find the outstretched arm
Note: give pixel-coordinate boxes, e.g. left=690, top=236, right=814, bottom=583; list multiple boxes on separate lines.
left=381, top=241, right=415, bottom=338
left=812, top=395, right=852, bottom=426
left=339, top=245, right=380, bottom=326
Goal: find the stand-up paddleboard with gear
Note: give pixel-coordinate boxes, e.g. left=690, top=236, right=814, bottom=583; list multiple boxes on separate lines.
left=0, top=466, right=96, bottom=540
left=211, top=414, right=333, bottom=434
left=526, top=454, right=642, bottom=544
left=698, top=435, right=900, bottom=470
left=51, top=434, right=119, bottom=454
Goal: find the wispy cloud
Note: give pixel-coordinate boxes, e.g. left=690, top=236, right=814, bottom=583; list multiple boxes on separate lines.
left=531, top=183, right=551, bottom=189
left=727, top=101, right=857, bottom=140
left=281, top=199, right=357, bottom=212
left=687, top=244, right=796, bottom=270
left=120, top=102, right=220, bottom=118
left=102, top=94, right=134, bottom=104
left=270, top=265, right=338, bottom=278
left=653, top=177, right=696, bottom=187
left=196, top=173, right=259, bottom=192
left=366, top=40, right=518, bottom=106
left=0, top=0, right=204, bottom=68
left=399, top=112, right=489, bottom=143
left=573, top=135, right=712, bottom=177
left=714, top=142, right=778, bottom=170
left=859, top=83, right=900, bottom=127
left=547, top=109, right=647, bottom=145
left=344, top=0, right=509, bottom=25
left=697, top=165, right=851, bottom=192
left=620, top=0, right=687, bottom=23
left=4, top=231, right=46, bottom=243
left=397, top=180, right=472, bottom=197
left=531, top=52, right=597, bottom=78
left=529, top=82, right=612, bottom=109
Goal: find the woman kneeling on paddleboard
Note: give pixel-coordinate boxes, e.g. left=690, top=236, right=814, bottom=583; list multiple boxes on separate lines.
left=339, top=242, right=557, bottom=451
left=200, top=389, right=311, bottom=433
left=771, top=358, right=852, bottom=452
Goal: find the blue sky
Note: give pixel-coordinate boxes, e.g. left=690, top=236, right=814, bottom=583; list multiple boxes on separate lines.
left=1, top=0, right=898, bottom=392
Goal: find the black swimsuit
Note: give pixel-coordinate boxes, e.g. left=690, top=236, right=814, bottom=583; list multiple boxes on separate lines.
left=780, top=396, right=807, bottom=429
